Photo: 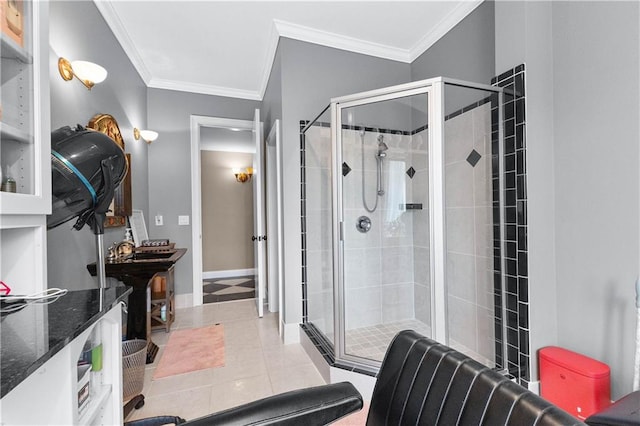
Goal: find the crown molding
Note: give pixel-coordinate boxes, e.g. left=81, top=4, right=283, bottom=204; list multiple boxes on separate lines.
left=274, top=19, right=412, bottom=63
left=257, top=20, right=283, bottom=100
left=408, top=0, right=483, bottom=62
left=148, top=78, right=262, bottom=101
left=96, top=1, right=482, bottom=100
left=93, top=0, right=152, bottom=84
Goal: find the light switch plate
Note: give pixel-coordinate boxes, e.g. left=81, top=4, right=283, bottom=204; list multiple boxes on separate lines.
left=178, top=215, right=190, bottom=226
left=155, top=215, right=163, bottom=226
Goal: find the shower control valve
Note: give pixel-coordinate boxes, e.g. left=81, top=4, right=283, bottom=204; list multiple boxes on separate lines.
left=356, top=216, right=372, bottom=233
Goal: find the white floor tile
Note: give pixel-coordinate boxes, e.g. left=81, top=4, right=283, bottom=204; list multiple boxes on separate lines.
left=125, top=300, right=325, bottom=423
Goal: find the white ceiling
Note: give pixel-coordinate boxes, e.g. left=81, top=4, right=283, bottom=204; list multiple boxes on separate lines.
left=95, top=1, right=483, bottom=101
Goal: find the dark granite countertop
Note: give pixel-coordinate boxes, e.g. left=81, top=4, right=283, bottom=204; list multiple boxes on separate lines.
left=0, top=286, right=131, bottom=398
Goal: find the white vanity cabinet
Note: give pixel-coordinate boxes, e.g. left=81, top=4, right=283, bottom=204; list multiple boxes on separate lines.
left=0, top=288, right=131, bottom=425
left=0, top=0, right=51, bottom=295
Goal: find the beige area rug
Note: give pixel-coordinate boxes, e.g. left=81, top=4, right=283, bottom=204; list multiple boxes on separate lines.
left=153, top=324, right=225, bottom=379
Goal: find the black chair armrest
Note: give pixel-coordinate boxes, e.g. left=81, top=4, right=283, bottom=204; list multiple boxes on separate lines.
left=125, top=382, right=362, bottom=426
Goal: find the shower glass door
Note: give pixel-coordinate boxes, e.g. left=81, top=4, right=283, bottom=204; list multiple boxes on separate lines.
left=334, top=88, right=431, bottom=366
left=443, top=83, right=502, bottom=369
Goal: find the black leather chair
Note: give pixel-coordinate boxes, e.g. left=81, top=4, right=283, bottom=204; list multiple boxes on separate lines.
left=127, top=330, right=584, bottom=425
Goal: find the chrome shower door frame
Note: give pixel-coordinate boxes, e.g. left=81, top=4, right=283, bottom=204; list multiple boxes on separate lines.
left=330, top=77, right=505, bottom=372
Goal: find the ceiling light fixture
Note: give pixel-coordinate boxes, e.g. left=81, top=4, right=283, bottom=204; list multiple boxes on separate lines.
left=58, top=57, right=108, bottom=90
left=133, top=128, right=159, bottom=144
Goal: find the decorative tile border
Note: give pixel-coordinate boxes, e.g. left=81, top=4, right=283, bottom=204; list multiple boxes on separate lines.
left=492, top=63, right=529, bottom=387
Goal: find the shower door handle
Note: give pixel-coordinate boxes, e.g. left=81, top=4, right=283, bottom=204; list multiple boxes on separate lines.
left=252, top=235, right=257, bottom=241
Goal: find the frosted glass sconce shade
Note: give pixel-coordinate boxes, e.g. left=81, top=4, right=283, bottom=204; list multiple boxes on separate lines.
left=133, top=128, right=159, bottom=144
left=58, top=57, right=107, bottom=90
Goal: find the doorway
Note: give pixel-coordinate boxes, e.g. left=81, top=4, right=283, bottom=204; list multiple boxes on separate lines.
left=190, top=113, right=268, bottom=315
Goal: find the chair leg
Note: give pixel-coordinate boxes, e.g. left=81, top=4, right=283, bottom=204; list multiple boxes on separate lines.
left=124, top=394, right=145, bottom=419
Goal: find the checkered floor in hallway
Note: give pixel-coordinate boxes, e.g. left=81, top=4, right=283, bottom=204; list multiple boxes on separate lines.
left=203, top=275, right=255, bottom=304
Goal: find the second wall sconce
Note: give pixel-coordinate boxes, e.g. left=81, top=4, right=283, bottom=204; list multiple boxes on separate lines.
left=233, top=167, right=253, bottom=183
left=134, top=128, right=159, bottom=144
left=58, top=57, right=108, bottom=90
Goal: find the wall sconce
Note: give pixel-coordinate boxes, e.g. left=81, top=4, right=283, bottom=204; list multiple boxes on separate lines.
left=58, top=57, right=108, bottom=90
left=233, top=167, right=253, bottom=183
left=133, top=128, right=159, bottom=144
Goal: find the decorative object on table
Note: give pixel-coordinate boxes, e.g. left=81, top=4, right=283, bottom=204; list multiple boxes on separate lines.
left=0, top=176, right=16, bottom=193
left=128, top=209, right=148, bottom=247
left=87, top=114, right=132, bottom=228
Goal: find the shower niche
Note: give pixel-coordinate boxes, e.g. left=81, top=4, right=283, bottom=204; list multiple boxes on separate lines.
left=301, top=77, right=515, bottom=382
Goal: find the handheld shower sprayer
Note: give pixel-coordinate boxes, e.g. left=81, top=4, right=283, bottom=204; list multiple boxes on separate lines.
left=377, top=135, right=389, bottom=158
left=360, top=130, right=387, bottom=212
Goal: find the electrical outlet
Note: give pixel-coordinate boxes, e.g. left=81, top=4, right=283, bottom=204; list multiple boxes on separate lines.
left=178, top=215, right=189, bottom=226
left=155, top=215, right=163, bottom=226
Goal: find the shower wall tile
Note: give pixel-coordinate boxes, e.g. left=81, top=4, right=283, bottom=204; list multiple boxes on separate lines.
left=343, top=208, right=382, bottom=249
left=381, top=212, right=413, bottom=247
left=412, top=209, right=430, bottom=248
left=473, top=156, right=492, bottom=208
left=345, top=287, right=382, bottom=330
left=304, top=209, right=332, bottom=252
left=305, top=167, right=332, bottom=212
left=382, top=283, right=415, bottom=323
left=414, top=282, right=431, bottom=324
left=413, top=246, right=431, bottom=286
left=445, top=162, right=475, bottom=207
left=344, top=247, right=382, bottom=289
left=474, top=206, right=492, bottom=257
left=448, top=295, right=477, bottom=352
left=444, top=114, right=474, bottom=165
left=446, top=207, right=476, bottom=255
left=475, top=255, right=494, bottom=310
left=381, top=246, right=414, bottom=285
left=472, top=103, right=491, bottom=151
left=476, top=306, right=496, bottom=361
left=446, top=252, right=477, bottom=303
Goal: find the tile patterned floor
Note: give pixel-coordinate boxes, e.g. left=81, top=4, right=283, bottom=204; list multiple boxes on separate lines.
left=345, top=320, right=493, bottom=368
left=126, top=299, right=326, bottom=422
left=345, top=319, right=431, bottom=362
left=202, top=275, right=255, bottom=304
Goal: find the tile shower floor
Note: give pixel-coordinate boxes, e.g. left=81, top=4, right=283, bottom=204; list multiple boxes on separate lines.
left=126, top=299, right=326, bottom=422
left=345, top=319, right=493, bottom=367
left=345, top=319, right=431, bottom=361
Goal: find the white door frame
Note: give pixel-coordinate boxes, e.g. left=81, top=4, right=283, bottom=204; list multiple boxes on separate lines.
left=266, top=120, right=284, bottom=333
left=190, top=115, right=257, bottom=307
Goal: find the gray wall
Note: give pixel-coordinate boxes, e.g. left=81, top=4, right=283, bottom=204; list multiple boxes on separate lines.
left=261, top=42, right=282, bottom=138
left=262, top=37, right=411, bottom=328
left=146, top=89, right=260, bottom=297
left=552, top=2, right=639, bottom=400
left=496, top=0, right=640, bottom=399
left=411, top=0, right=495, bottom=85
left=47, top=1, right=148, bottom=290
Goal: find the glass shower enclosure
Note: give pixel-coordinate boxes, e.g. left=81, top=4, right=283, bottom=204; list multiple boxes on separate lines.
left=302, top=77, right=505, bottom=373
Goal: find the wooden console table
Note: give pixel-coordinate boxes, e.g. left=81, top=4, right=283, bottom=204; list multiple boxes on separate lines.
left=87, top=248, right=186, bottom=363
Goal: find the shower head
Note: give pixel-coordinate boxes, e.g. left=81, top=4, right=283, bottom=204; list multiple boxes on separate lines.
left=377, top=135, right=389, bottom=157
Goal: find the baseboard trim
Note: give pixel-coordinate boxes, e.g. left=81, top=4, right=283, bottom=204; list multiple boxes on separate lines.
left=203, top=269, right=256, bottom=280
left=283, top=321, right=300, bottom=344
left=176, top=292, right=193, bottom=309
